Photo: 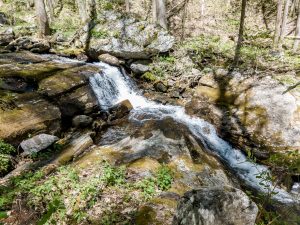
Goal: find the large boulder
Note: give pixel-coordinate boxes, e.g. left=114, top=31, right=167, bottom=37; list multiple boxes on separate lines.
left=98, top=53, right=120, bottom=66
left=87, top=11, right=175, bottom=59
left=186, top=73, right=300, bottom=153
left=0, top=93, right=61, bottom=144
left=5, top=37, right=50, bottom=53
left=173, top=186, right=258, bottom=225
left=108, top=99, right=133, bottom=120
left=20, top=134, right=59, bottom=155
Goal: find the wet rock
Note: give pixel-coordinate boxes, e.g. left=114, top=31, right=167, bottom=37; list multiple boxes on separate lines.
left=154, top=81, right=168, bottom=93
left=174, top=186, right=258, bottom=225
left=98, top=53, right=120, bottom=66
left=72, top=115, right=93, bottom=128
left=20, top=134, right=59, bottom=155
left=0, top=77, right=35, bottom=92
left=130, top=60, right=150, bottom=75
left=88, top=11, right=174, bottom=59
left=0, top=28, right=14, bottom=46
left=0, top=93, right=61, bottom=144
left=58, top=85, right=99, bottom=117
left=108, top=99, right=133, bottom=120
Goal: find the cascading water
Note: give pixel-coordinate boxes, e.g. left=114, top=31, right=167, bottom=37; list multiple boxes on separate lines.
left=90, top=62, right=299, bottom=205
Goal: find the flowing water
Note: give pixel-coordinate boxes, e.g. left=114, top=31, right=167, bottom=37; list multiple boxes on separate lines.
left=90, top=62, right=299, bottom=205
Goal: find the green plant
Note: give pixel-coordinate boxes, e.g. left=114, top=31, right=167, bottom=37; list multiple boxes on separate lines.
left=136, top=177, right=156, bottom=200
left=141, top=72, right=157, bottom=82
left=0, top=154, right=12, bottom=175
left=156, top=165, right=173, bottom=191
left=0, top=139, right=15, bottom=155
left=91, top=29, right=109, bottom=39
left=101, top=162, right=126, bottom=186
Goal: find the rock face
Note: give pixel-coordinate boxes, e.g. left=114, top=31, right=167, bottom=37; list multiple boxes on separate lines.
left=20, top=134, right=59, bottom=155
left=173, top=186, right=258, bottom=225
left=88, top=11, right=175, bottom=59
left=186, top=73, right=300, bottom=153
left=0, top=93, right=61, bottom=144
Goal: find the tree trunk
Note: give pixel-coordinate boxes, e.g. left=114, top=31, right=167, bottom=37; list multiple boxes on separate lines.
left=231, top=0, right=247, bottom=69
left=152, top=0, right=157, bottom=23
left=46, top=0, right=55, bottom=22
left=76, top=0, right=88, bottom=23
left=35, top=0, right=51, bottom=37
left=279, top=0, right=291, bottom=49
left=155, top=0, right=167, bottom=29
left=125, top=0, right=130, bottom=12
left=293, top=1, right=300, bottom=51
left=274, top=0, right=284, bottom=48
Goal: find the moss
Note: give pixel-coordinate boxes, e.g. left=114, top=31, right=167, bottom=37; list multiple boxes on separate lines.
left=128, top=157, right=161, bottom=173
left=135, top=205, right=160, bottom=225
left=141, top=72, right=157, bottom=82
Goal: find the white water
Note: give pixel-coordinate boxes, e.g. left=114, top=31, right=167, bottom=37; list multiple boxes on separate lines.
left=90, top=62, right=299, bottom=205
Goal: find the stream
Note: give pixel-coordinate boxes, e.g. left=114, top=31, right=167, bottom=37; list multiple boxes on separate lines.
left=90, top=62, right=300, bottom=206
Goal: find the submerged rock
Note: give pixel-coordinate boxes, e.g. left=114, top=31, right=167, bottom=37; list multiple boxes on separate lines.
left=88, top=11, right=174, bottom=59
left=173, top=186, right=258, bottom=225
left=20, top=134, right=59, bottom=155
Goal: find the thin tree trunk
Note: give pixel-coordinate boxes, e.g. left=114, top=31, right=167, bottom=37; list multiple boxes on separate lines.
left=293, top=1, right=300, bottom=51
left=232, top=0, right=247, bottom=69
left=200, top=0, right=205, bottom=16
left=76, top=0, right=88, bottom=23
left=155, top=0, right=167, bottom=29
left=152, top=0, right=157, bottom=23
left=35, top=0, right=51, bottom=37
left=46, top=0, right=55, bottom=22
left=279, top=0, right=291, bottom=49
left=125, top=0, right=130, bottom=12
left=181, top=0, right=188, bottom=40
left=274, top=0, right=284, bottom=48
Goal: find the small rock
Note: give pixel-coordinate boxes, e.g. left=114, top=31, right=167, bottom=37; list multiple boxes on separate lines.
left=20, top=134, right=59, bottom=155
left=72, top=115, right=93, bottom=128
left=108, top=99, right=133, bottom=120
left=154, top=81, right=168, bottom=93
left=98, top=53, right=120, bottom=66
left=0, top=28, right=14, bottom=46
left=174, top=186, right=258, bottom=225
left=130, top=60, right=150, bottom=75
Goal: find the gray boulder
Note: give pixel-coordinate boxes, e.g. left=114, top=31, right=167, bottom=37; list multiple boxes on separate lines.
left=88, top=11, right=174, bottom=59
left=130, top=60, right=150, bottom=74
left=21, top=134, right=59, bottom=155
left=173, top=186, right=258, bottom=225
left=72, top=115, right=93, bottom=128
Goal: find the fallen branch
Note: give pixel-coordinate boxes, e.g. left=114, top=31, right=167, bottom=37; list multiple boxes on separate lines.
left=283, top=81, right=300, bottom=94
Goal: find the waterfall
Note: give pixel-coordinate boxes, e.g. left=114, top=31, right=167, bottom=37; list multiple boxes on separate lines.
left=90, top=62, right=299, bottom=205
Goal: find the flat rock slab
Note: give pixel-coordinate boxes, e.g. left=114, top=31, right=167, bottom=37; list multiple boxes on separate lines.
left=21, top=134, right=59, bottom=155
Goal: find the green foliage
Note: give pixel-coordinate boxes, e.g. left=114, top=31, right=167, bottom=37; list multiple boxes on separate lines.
left=101, top=162, right=126, bottom=186
left=141, top=72, right=157, bottom=82
left=136, top=178, right=156, bottom=200
left=0, top=139, right=15, bottom=155
left=156, top=164, right=173, bottom=191
left=0, top=154, right=12, bottom=175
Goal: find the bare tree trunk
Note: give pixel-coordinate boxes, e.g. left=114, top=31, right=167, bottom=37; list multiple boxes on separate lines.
left=231, top=0, right=247, bottom=69
left=35, top=0, right=51, bottom=37
left=200, top=0, right=205, bottom=16
left=76, top=0, right=88, bottom=23
left=46, top=0, right=55, bottom=22
left=293, top=1, right=300, bottom=51
left=279, top=0, right=291, bottom=49
left=152, top=0, right=157, bottom=23
left=274, top=0, right=284, bottom=48
left=181, top=0, right=188, bottom=40
left=125, top=0, right=130, bottom=12
left=155, top=0, right=167, bottom=29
